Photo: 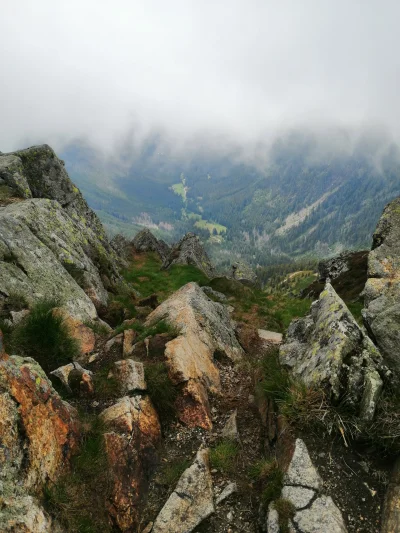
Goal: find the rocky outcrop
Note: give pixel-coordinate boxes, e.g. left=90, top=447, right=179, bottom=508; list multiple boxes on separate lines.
left=110, top=359, right=147, bottom=394
left=100, top=395, right=161, bottom=531
left=132, top=228, right=170, bottom=262
left=231, top=260, right=258, bottom=286
left=162, top=233, right=215, bottom=278
left=0, top=146, right=124, bottom=319
left=280, top=283, right=387, bottom=421
left=152, top=448, right=214, bottom=533
left=319, top=251, right=359, bottom=281
left=0, top=355, right=80, bottom=532
left=145, top=282, right=243, bottom=429
left=267, top=439, right=347, bottom=533
left=363, top=196, right=400, bottom=379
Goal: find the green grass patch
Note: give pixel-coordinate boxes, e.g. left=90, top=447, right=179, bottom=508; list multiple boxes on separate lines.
left=10, top=299, right=80, bottom=373
left=145, top=362, right=177, bottom=420
left=194, top=218, right=227, bottom=235
left=157, top=457, right=190, bottom=487
left=123, top=252, right=209, bottom=300
left=171, top=182, right=186, bottom=201
left=210, top=439, right=239, bottom=473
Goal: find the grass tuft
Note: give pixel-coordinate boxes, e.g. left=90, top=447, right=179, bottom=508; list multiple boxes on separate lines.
left=157, top=457, right=190, bottom=487
left=10, top=299, right=80, bottom=373
left=274, top=498, right=296, bottom=533
left=210, top=439, right=239, bottom=473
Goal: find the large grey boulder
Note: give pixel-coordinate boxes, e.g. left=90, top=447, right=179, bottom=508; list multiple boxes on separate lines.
left=363, top=196, right=400, bottom=379
left=0, top=145, right=122, bottom=291
left=0, top=210, right=97, bottom=321
left=152, top=448, right=214, bottom=533
left=280, top=283, right=387, bottom=421
left=231, top=260, right=258, bottom=287
left=163, top=233, right=215, bottom=278
left=132, top=228, right=170, bottom=262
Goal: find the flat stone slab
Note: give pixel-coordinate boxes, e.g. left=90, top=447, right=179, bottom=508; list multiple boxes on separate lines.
left=257, top=329, right=283, bottom=344
left=285, top=439, right=322, bottom=490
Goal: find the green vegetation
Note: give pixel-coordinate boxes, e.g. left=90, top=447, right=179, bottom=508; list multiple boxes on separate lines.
left=248, top=457, right=279, bottom=482
left=145, top=362, right=177, bottom=420
left=92, top=363, right=120, bottom=400
left=210, top=439, right=239, bottom=473
left=44, top=415, right=112, bottom=533
left=171, top=182, right=186, bottom=201
left=194, top=218, right=227, bottom=235
left=114, top=319, right=176, bottom=340
left=157, top=457, right=190, bottom=486
left=209, top=277, right=311, bottom=332
left=122, top=252, right=209, bottom=300
left=257, top=350, right=400, bottom=456
left=10, top=299, right=80, bottom=373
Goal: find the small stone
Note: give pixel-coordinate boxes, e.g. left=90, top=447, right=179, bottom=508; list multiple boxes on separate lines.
left=216, top=482, right=237, bottom=505
left=221, top=409, right=239, bottom=441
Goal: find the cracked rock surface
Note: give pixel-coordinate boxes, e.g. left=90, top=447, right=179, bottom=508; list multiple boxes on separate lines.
left=267, top=439, right=347, bottom=533
left=152, top=447, right=214, bottom=533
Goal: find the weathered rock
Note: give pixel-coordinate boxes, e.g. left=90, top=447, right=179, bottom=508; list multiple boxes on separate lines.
left=280, top=283, right=387, bottom=420
left=231, top=260, right=258, bottom=286
left=110, top=233, right=132, bottom=264
left=163, top=233, right=215, bottom=278
left=100, top=395, right=161, bottom=531
left=53, top=308, right=96, bottom=355
left=50, top=361, right=93, bottom=393
left=175, top=379, right=212, bottom=430
left=132, top=228, right=170, bottom=262
left=293, top=495, right=347, bottom=533
left=318, top=251, right=358, bottom=281
left=111, top=359, right=146, bottom=393
left=0, top=208, right=97, bottom=321
left=281, top=485, right=315, bottom=510
left=221, top=409, right=239, bottom=441
left=10, top=309, right=30, bottom=325
left=272, top=439, right=347, bottom=533
left=0, top=355, right=80, bottom=531
left=146, top=282, right=243, bottom=428
left=215, top=481, right=237, bottom=505
left=284, top=439, right=322, bottom=491
left=123, top=328, right=137, bottom=357
left=381, top=457, right=400, bottom=533
left=0, top=145, right=123, bottom=303
left=258, top=329, right=283, bottom=345
left=138, top=293, right=159, bottom=309
left=152, top=448, right=214, bottom=533
left=363, top=196, right=400, bottom=379
left=0, top=355, right=80, bottom=491
left=0, top=494, right=63, bottom=533
left=201, top=286, right=227, bottom=302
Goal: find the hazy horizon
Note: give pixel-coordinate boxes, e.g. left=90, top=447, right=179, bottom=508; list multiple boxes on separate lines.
left=2, top=1, right=400, bottom=159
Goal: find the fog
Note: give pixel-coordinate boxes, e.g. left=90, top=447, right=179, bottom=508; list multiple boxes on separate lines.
left=1, top=0, right=400, bottom=156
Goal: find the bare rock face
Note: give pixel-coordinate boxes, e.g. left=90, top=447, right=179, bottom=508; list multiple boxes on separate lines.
left=152, top=448, right=215, bottom=533
left=318, top=251, right=356, bottom=281
left=99, top=395, right=161, bottom=532
left=146, top=282, right=243, bottom=429
left=110, top=359, right=147, bottom=394
left=0, top=145, right=124, bottom=318
left=267, top=439, right=347, bottom=533
left=231, top=260, right=258, bottom=287
left=280, top=283, right=387, bottom=421
left=0, top=355, right=80, bottom=532
left=163, top=233, right=216, bottom=278
left=52, top=308, right=96, bottom=356
left=132, top=228, right=170, bottom=262
left=363, top=196, right=400, bottom=379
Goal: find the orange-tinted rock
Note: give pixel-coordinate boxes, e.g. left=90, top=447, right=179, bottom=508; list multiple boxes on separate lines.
left=175, top=380, right=212, bottom=430
left=0, top=355, right=80, bottom=491
left=100, top=395, right=161, bottom=531
left=53, top=307, right=95, bottom=355
left=123, top=328, right=137, bottom=357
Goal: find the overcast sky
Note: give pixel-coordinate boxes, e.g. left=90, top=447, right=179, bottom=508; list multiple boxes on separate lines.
left=1, top=0, right=400, bottom=154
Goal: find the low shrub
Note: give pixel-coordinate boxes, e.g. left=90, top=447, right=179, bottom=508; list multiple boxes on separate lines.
left=10, top=299, right=80, bottom=373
